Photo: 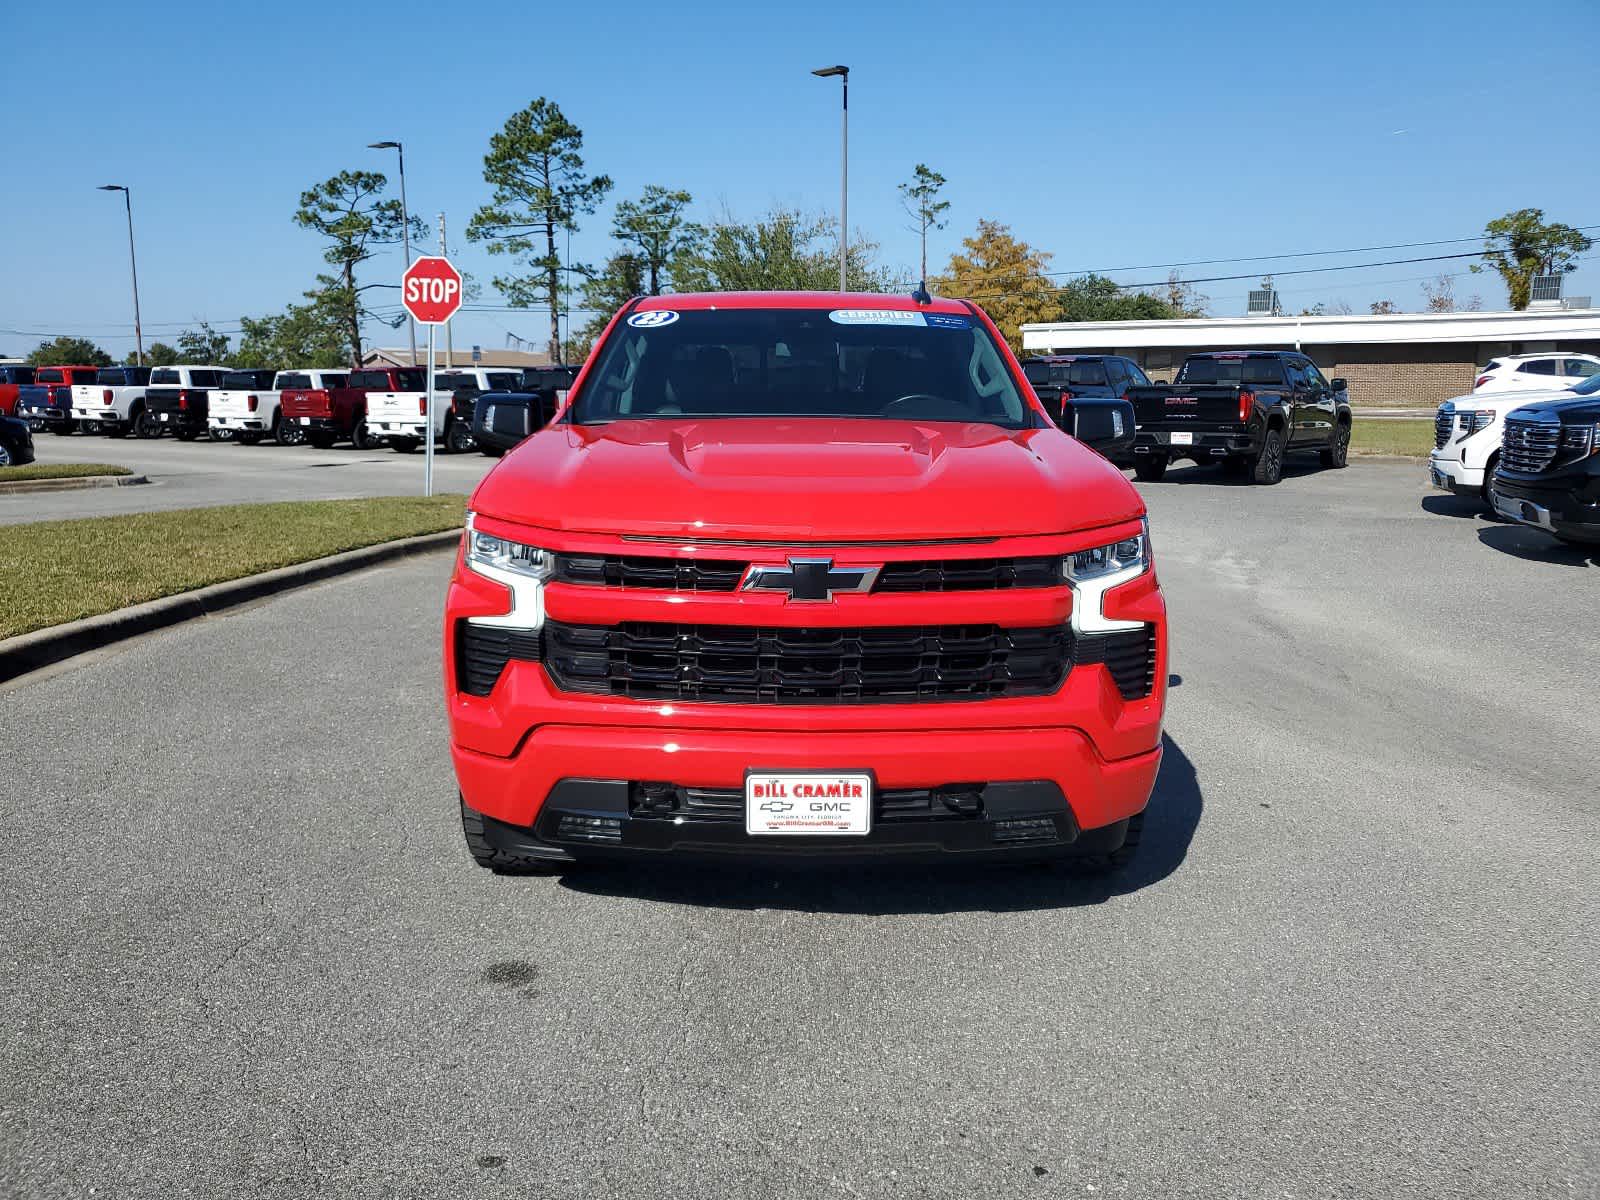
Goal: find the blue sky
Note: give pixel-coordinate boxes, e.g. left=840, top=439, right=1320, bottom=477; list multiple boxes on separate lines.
left=5, top=0, right=1597, bottom=361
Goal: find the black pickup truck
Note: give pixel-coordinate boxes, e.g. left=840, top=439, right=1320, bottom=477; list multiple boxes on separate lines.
left=144, top=366, right=226, bottom=440
left=1491, top=396, right=1600, bottom=546
left=1021, top=355, right=1142, bottom=461
left=1124, top=351, right=1352, bottom=484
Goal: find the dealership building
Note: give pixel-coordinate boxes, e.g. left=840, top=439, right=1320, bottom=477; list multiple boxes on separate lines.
left=1019, top=308, right=1600, bottom=407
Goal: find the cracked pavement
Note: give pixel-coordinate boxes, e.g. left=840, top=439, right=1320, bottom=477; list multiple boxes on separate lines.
left=1, top=459, right=1596, bottom=1197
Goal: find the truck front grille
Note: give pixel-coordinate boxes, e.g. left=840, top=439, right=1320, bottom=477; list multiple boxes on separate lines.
left=1501, top=418, right=1560, bottom=474
left=457, top=620, right=1157, bottom=703
left=550, top=553, right=1062, bottom=594
left=541, top=620, right=1070, bottom=704
left=1434, top=408, right=1455, bottom=449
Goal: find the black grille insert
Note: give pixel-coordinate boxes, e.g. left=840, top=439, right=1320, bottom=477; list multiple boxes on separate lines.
left=456, top=622, right=543, bottom=696
left=553, top=554, right=745, bottom=591
left=1072, top=626, right=1157, bottom=700
left=542, top=620, right=1070, bottom=704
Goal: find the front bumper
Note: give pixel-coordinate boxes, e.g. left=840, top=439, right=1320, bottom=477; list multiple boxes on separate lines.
left=1492, top=469, right=1600, bottom=542
left=1427, top=452, right=1482, bottom=495
left=465, top=775, right=1147, bottom=865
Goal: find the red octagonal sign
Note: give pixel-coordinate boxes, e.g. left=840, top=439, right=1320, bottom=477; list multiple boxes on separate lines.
left=401, top=256, right=463, bottom=325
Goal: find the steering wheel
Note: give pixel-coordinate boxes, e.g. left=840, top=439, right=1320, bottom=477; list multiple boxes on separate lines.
left=881, top=394, right=972, bottom=420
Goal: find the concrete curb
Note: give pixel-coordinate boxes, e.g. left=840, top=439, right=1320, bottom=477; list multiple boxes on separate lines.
left=0, top=473, right=149, bottom=495
left=0, top=528, right=461, bottom=683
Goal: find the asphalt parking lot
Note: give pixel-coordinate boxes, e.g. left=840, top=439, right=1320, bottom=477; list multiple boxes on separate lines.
left=0, top=434, right=493, bottom=524
left=2, top=458, right=1596, bottom=1198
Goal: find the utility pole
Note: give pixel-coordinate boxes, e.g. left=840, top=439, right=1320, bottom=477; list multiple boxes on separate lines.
left=439, top=211, right=454, bottom=368
left=812, top=66, right=850, bottom=292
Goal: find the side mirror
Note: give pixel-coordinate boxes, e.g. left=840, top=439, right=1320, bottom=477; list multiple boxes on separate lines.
left=1061, top=398, right=1137, bottom=459
left=1330, top=377, right=1348, bottom=392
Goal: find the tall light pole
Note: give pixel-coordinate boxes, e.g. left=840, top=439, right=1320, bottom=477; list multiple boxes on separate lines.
left=369, top=140, right=417, bottom=365
left=812, top=65, right=849, bottom=292
left=97, top=185, right=143, bottom=365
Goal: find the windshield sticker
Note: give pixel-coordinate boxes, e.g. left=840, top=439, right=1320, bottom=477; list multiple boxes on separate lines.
left=829, top=309, right=927, bottom=327
left=627, top=310, right=680, bottom=329
left=923, top=313, right=972, bottom=330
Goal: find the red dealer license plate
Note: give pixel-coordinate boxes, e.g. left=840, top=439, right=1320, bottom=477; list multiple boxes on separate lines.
left=745, top=771, right=872, bottom=836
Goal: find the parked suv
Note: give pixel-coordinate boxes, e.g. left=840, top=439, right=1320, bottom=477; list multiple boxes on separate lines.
left=1126, top=351, right=1352, bottom=483
left=447, top=293, right=1167, bottom=874
left=1430, top=373, right=1600, bottom=511
left=1491, top=396, right=1600, bottom=546
left=1473, top=353, right=1600, bottom=393
left=144, top=365, right=226, bottom=439
left=71, top=366, right=153, bottom=437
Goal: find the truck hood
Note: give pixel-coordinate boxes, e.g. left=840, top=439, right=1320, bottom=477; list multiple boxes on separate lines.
left=1511, top=396, right=1600, bottom=422
left=1446, top=386, right=1576, bottom=410
left=470, top=417, right=1142, bottom=542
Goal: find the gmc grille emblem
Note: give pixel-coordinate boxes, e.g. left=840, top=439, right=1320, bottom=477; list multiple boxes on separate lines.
left=740, top=557, right=880, bottom=602
left=1165, top=397, right=1199, bottom=406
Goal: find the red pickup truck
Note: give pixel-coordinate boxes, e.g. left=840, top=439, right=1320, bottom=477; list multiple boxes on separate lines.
left=446, top=292, right=1168, bottom=875
left=279, top=366, right=423, bottom=449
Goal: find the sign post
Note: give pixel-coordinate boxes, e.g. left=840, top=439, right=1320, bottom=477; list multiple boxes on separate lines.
left=399, top=255, right=465, bottom=497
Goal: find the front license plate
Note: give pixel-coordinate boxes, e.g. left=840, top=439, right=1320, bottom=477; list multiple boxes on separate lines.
left=745, top=771, right=872, bottom=836
left=1169, top=431, right=1194, bottom=445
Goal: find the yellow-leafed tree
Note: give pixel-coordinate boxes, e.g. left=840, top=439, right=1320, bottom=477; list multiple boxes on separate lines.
left=931, top=220, right=1058, bottom=353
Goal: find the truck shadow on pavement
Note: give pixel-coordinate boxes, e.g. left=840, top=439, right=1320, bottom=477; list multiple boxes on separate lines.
left=1475, top=525, right=1598, bottom=567
left=557, top=735, right=1202, bottom=915
left=1419, top=494, right=1487, bottom=520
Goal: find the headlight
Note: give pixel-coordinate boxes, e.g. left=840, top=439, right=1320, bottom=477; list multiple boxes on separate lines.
left=1463, top=410, right=1494, bottom=436
left=1064, top=522, right=1150, bottom=583
left=1064, top=519, right=1151, bottom=634
left=463, top=512, right=552, bottom=628
left=466, top=515, right=552, bottom=579
left=1559, top=423, right=1597, bottom=457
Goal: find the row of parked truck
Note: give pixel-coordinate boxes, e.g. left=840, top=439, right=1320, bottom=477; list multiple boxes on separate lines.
left=0, top=363, right=582, bottom=457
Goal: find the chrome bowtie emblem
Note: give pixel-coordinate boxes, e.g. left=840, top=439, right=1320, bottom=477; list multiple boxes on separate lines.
left=740, top=557, right=880, bottom=602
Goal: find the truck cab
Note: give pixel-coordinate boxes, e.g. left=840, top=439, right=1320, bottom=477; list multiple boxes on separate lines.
left=71, top=365, right=154, bottom=437
left=1125, top=351, right=1352, bottom=484
left=365, top=367, right=520, bottom=454
left=144, top=365, right=226, bottom=439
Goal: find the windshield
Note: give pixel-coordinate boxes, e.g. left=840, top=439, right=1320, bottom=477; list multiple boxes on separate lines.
left=573, top=307, right=1031, bottom=427
left=1571, top=373, right=1600, bottom=397
left=1177, top=356, right=1287, bottom=386
left=1024, top=359, right=1108, bottom=387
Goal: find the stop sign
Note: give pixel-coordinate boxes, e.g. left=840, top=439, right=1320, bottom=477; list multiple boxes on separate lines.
left=401, top=256, right=463, bottom=325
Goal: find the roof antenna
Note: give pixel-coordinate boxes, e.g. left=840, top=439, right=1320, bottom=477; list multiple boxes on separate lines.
left=911, top=280, right=932, bottom=305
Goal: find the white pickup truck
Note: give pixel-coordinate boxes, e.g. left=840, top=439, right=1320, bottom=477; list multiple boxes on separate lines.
left=71, top=365, right=154, bottom=438
left=210, top=368, right=331, bottom=445
left=1429, top=378, right=1598, bottom=510
left=364, top=367, right=521, bottom=454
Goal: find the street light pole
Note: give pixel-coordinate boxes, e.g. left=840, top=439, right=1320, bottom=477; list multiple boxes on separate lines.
left=98, top=185, right=143, bottom=365
left=370, top=141, right=418, bottom=365
left=812, top=65, right=850, bottom=292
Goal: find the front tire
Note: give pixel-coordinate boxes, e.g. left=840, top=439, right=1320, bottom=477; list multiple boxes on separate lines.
left=0, top=442, right=12, bottom=467
left=1133, top=456, right=1168, bottom=483
left=460, top=798, right=564, bottom=875
left=1252, top=426, right=1285, bottom=485
left=1320, top=420, right=1351, bottom=468
left=134, top=410, right=161, bottom=439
